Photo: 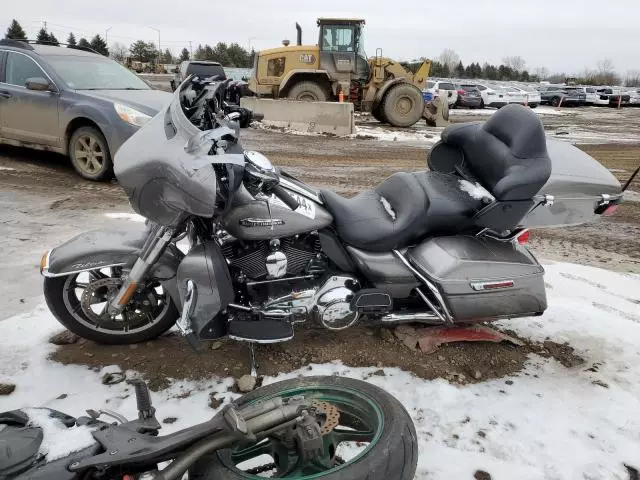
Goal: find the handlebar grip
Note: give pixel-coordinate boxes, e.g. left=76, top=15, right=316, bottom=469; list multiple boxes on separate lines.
left=271, top=184, right=300, bottom=211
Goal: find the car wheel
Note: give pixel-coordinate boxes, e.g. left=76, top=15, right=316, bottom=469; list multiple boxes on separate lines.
left=69, top=126, right=113, bottom=181
left=479, top=99, right=485, bottom=109
left=551, top=97, right=561, bottom=107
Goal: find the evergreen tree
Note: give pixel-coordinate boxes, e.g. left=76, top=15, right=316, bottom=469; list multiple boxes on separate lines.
left=36, top=28, right=50, bottom=44
left=454, top=61, right=465, bottom=78
left=66, top=32, right=77, bottom=46
left=90, top=34, right=109, bottom=56
left=162, top=48, right=173, bottom=64
left=77, top=37, right=91, bottom=50
left=179, top=47, right=190, bottom=61
left=48, top=32, right=59, bottom=46
left=5, top=19, right=27, bottom=40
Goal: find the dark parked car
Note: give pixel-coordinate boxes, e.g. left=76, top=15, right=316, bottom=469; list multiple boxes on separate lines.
left=0, top=39, right=171, bottom=180
left=455, top=85, right=483, bottom=109
left=540, top=85, right=586, bottom=107
left=170, top=60, right=226, bottom=91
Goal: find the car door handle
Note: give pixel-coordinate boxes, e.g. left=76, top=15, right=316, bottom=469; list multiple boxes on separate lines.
left=0, top=91, right=12, bottom=99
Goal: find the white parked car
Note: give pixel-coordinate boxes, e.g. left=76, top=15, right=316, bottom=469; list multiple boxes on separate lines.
left=464, top=83, right=520, bottom=108
left=510, top=86, right=541, bottom=108
left=626, top=88, right=640, bottom=106
left=424, top=80, right=458, bottom=106
left=579, top=86, right=599, bottom=105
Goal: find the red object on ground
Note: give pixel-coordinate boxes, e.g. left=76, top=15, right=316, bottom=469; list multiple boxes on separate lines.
left=416, top=325, right=524, bottom=354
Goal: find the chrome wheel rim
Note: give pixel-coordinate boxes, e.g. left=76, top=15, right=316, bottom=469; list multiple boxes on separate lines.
left=74, top=134, right=105, bottom=175
left=62, top=269, right=170, bottom=335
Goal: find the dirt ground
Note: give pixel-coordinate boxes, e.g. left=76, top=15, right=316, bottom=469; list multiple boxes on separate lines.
left=50, top=325, right=584, bottom=392
left=1, top=110, right=638, bottom=387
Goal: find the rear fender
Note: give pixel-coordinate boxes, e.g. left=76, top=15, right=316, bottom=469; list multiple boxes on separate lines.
left=373, top=78, right=407, bottom=106
left=279, top=70, right=331, bottom=95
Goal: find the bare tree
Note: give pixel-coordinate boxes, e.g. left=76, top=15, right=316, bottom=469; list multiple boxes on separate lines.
left=595, top=58, right=620, bottom=85
left=503, top=55, right=526, bottom=72
left=110, top=42, right=128, bottom=62
left=533, top=66, right=549, bottom=80
left=625, top=70, right=640, bottom=87
left=438, top=49, right=460, bottom=73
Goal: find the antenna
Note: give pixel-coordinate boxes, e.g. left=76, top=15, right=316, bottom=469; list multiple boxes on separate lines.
left=622, top=164, right=640, bottom=192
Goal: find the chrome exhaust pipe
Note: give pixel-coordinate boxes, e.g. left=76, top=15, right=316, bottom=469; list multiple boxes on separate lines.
left=380, top=312, right=443, bottom=324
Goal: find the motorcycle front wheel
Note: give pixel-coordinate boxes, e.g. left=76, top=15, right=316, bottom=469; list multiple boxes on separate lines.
left=43, top=268, right=178, bottom=344
left=189, top=376, right=418, bottom=480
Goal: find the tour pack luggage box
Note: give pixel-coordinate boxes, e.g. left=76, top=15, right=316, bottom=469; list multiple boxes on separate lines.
left=408, top=235, right=547, bottom=322
left=523, top=140, right=622, bottom=228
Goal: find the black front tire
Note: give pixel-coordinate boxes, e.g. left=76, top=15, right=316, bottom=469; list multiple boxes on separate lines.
left=382, top=83, right=424, bottom=128
left=43, top=276, right=178, bottom=344
left=189, top=376, right=418, bottom=480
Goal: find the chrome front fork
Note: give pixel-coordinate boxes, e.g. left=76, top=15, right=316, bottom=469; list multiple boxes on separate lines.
left=107, top=226, right=175, bottom=315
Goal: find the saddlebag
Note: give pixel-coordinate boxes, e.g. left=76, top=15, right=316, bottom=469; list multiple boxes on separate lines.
left=407, top=235, right=547, bottom=321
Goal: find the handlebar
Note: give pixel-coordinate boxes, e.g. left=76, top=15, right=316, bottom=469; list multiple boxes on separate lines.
left=271, top=184, right=300, bottom=211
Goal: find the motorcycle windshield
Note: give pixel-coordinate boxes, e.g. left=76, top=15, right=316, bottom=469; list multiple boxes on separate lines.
left=114, top=79, right=245, bottom=227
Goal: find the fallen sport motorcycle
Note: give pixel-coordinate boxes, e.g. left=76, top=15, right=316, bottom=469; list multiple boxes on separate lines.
left=40, top=76, right=623, bottom=351
left=0, top=376, right=417, bottom=479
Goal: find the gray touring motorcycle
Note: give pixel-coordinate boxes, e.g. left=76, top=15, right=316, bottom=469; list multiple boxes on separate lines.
left=41, top=76, right=623, bottom=354
left=0, top=376, right=417, bottom=479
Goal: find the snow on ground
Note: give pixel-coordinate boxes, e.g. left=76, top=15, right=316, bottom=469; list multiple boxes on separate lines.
left=450, top=106, right=569, bottom=118
left=354, top=125, right=442, bottom=144
left=1, top=263, right=639, bottom=478
left=104, top=212, right=146, bottom=222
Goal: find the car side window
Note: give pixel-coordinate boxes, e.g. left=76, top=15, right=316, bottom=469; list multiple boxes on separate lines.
left=476, top=85, right=487, bottom=91
left=439, top=82, right=454, bottom=90
left=5, top=52, right=46, bottom=87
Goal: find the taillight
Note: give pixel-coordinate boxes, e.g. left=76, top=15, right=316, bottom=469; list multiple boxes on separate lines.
left=602, top=204, right=619, bottom=216
left=515, top=230, right=530, bottom=245
left=457, top=89, right=465, bottom=95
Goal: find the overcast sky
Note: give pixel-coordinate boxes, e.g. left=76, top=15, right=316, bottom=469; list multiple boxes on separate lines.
left=4, top=0, right=639, bottom=75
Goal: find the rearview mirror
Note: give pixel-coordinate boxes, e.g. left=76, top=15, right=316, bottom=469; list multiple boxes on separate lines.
left=25, top=77, right=51, bottom=91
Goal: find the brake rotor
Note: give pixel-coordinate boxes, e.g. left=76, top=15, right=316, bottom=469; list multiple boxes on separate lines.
left=312, top=400, right=340, bottom=435
left=80, top=277, right=122, bottom=322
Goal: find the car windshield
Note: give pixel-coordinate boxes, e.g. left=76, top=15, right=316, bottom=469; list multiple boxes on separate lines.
left=186, top=63, right=226, bottom=79
left=45, top=55, right=150, bottom=90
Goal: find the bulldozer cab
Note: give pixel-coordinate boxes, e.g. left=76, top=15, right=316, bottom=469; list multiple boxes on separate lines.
left=317, top=18, right=369, bottom=82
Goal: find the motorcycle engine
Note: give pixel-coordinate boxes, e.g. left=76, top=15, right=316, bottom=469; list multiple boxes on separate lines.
left=220, top=233, right=324, bottom=281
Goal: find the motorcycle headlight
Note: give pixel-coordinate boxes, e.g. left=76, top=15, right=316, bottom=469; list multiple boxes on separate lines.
left=114, top=103, right=151, bottom=127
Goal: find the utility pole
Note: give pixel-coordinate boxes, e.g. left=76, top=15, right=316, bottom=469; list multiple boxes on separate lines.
left=188, top=41, right=192, bottom=58
left=149, top=26, right=160, bottom=68
left=105, top=26, right=112, bottom=44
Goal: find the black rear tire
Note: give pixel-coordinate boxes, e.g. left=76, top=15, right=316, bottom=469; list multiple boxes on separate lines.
left=381, top=84, right=424, bottom=128
left=189, top=376, right=418, bottom=480
left=287, top=81, right=330, bottom=102
left=43, top=275, right=178, bottom=344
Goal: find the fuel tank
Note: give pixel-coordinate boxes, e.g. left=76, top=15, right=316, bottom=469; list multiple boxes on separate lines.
left=224, top=184, right=333, bottom=240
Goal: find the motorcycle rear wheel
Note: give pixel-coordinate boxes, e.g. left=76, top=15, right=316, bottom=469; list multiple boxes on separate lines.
left=189, top=376, right=418, bottom=480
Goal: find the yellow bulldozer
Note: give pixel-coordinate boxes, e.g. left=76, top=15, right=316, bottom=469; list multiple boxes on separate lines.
left=248, top=18, right=447, bottom=128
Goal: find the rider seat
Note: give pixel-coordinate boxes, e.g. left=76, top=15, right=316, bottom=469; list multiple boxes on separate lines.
left=320, top=105, right=552, bottom=251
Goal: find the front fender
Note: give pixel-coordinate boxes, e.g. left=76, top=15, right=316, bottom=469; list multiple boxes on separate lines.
left=41, top=224, right=183, bottom=281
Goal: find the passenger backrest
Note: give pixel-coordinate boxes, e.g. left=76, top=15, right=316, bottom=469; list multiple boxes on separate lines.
left=428, top=104, right=552, bottom=201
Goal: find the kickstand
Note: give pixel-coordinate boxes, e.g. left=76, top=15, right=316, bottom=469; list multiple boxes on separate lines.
left=248, top=342, right=259, bottom=378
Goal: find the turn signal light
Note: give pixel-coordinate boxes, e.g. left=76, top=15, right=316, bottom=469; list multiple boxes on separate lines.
left=40, top=250, right=49, bottom=274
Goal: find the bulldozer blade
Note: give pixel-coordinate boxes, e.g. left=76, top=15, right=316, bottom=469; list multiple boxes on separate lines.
left=424, top=97, right=450, bottom=127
